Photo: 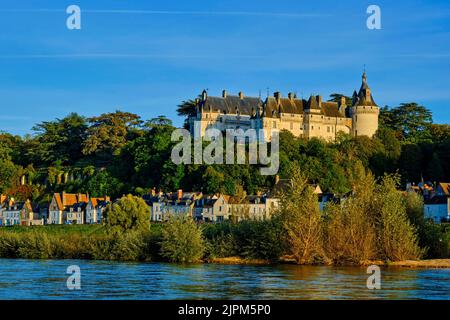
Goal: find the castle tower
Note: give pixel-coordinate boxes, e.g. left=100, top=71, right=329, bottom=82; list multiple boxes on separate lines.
left=351, top=72, right=379, bottom=137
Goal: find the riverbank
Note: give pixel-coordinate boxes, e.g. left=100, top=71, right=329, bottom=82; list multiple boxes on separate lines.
left=208, top=256, right=450, bottom=268
left=387, top=259, right=450, bottom=268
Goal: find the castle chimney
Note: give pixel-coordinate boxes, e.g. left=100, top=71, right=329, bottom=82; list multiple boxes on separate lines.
left=288, top=92, right=294, bottom=101
left=238, top=91, right=244, bottom=99
left=316, top=95, right=322, bottom=107
left=222, top=90, right=227, bottom=98
left=274, top=92, right=281, bottom=103
left=201, top=89, right=208, bottom=102
left=340, top=96, right=346, bottom=106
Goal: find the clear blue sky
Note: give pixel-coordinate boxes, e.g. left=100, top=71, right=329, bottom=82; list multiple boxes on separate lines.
left=0, top=0, right=449, bottom=135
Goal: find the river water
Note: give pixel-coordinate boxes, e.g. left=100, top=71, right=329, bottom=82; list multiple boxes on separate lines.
left=0, top=259, right=448, bottom=299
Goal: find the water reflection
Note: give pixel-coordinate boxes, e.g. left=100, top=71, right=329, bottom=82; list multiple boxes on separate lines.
left=0, top=259, right=448, bottom=300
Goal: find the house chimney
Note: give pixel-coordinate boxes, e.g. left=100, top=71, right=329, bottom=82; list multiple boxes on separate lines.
left=238, top=91, right=244, bottom=99
left=177, top=189, right=183, bottom=200
left=222, top=90, right=227, bottom=98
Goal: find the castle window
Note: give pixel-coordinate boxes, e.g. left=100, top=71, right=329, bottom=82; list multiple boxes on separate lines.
left=290, top=122, right=293, bottom=130
left=327, top=126, right=330, bottom=133
left=273, top=121, right=277, bottom=129
left=311, top=126, right=314, bottom=130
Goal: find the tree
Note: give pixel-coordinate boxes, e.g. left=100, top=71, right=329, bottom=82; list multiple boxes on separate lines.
left=328, top=93, right=352, bottom=107
left=430, top=124, right=450, bottom=143
left=425, top=152, right=444, bottom=182
left=0, top=159, right=19, bottom=193
left=160, top=216, right=204, bottom=263
left=380, top=103, right=432, bottom=143
left=82, top=111, right=143, bottom=162
left=399, top=144, right=423, bottom=183
left=177, top=99, right=198, bottom=129
left=278, top=167, right=324, bottom=264
left=85, top=170, right=123, bottom=198
left=104, top=194, right=150, bottom=234
left=145, top=116, right=173, bottom=129
left=32, top=113, right=87, bottom=166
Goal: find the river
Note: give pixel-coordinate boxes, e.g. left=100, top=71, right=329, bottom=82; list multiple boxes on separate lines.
left=0, top=259, right=448, bottom=299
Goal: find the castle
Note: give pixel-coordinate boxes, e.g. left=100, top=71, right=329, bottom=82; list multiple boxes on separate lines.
left=188, top=72, right=379, bottom=141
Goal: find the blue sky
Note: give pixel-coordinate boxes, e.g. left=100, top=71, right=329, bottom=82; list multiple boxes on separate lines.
left=0, top=0, right=449, bottom=135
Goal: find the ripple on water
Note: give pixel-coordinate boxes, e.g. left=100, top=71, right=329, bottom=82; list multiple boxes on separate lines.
left=0, top=259, right=448, bottom=300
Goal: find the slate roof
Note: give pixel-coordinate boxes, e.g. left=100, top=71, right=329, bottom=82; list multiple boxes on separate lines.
left=201, top=95, right=262, bottom=116
left=424, top=195, right=447, bottom=205
left=353, top=72, right=378, bottom=107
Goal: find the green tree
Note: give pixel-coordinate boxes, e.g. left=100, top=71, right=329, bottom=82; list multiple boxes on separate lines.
left=32, top=113, right=87, bottom=166
left=177, top=99, right=198, bottom=129
left=425, top=152, right=444, bottom=182
left=104, top=194, right=150, bottom=234
left=160, top=216, right=204, bottom=263
left=328, top=93, right=352, bottom=107
left=83, top=111, right=143, bottom=162
left=380, top=103, right=432, bottom=143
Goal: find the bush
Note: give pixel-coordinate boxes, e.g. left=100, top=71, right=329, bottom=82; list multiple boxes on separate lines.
left=278, top=167, right=325, bottom=264
left=104, top=194, right=150, bottom=235
left=160, top=216, right=204, bottom=263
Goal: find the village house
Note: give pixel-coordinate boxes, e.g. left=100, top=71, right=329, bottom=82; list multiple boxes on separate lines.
left=48, top=192, right=89, bottom=224
left=144, top=190, right=202, bottom=222
left=228, top=195, right=280, bottom=222
left=0, top=198, right=42, bottom=226
left=423, top=182, right=450, bottom=223
left=194, top=194, right=230, bottom=222
left=85, top=197, right=110, bottom=224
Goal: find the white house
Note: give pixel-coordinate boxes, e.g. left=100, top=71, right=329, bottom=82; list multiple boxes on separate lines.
left=0, top=200, right=39, bottom=226
left=144, top=190, right=202, bottom=222
left=424, top=196, right=450, bottom=223
left=85, top=197, right=110, bottom=224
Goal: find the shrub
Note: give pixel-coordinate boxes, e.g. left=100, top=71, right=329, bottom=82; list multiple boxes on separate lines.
left=278, top=167, right=325, bottom=264
left=160, top=216, right=204, bottom=263
left=104, top=194, right=150, bottom=235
